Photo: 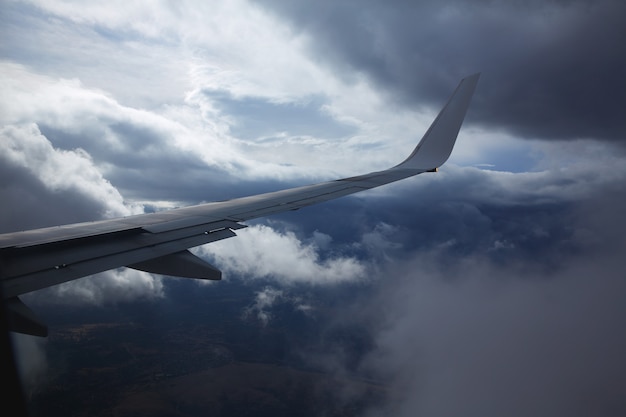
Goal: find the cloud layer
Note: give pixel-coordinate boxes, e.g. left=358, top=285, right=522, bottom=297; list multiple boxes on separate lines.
left=261, top=0, right=626, bottom=141
left=362, top=249, right=626, bottom=417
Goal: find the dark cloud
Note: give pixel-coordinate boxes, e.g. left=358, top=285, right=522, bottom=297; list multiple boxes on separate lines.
left=0, top=124, right=139, bottom=232
left=360, top=255, right=626, bottom=417
left=272, top=162, right=622, bottom=270
left=267, top=178, right=626, bottom=417
left=0, top=124, right=301, bottom=238
left=0, top=160, right=102, bottom=233
left=360, top=184, right=626, bottom=416
left=251, top=165, right=626, bottom=416
left=260, top=0, right=626, bottom=141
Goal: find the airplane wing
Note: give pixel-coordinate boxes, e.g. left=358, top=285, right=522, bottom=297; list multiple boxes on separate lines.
left=0, top=73, right=480, bottom=336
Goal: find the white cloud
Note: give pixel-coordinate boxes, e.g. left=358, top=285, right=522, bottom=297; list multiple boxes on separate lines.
left=2, top=0, right=475, bottom=183
left=0, top=62, right=308, bottom=186
left=242, top=287, right=284, bottom=326
left=243, top=286, right=315, bottom=326
left=13, top=0, right=327, bottom=104
left=0, top=122, right=142, bottom=219
left=197, top=224, right=366, bottom=285
left=23, top=268, right=164, bottom=307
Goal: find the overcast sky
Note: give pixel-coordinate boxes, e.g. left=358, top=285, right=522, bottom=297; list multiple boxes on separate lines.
left=2, top=0, right=626, bottom=416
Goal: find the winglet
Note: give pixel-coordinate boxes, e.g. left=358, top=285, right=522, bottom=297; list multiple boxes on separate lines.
left=394, top=73, right=480, bottom=170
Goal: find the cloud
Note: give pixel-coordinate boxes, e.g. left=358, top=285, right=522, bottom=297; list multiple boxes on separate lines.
left=242, top=286, right=314, bottom=326
left=22, top=268, right=164, bottom=307
left=359, top=242, right=626, bottom=417
left=0, top=122, right=142, bottom=232
left=243, top=287, right=284, bottom=326
left=2, top=1, right=493, bottom=189
left=227, top=141, right=625, bottom=416
left=271, top=178, right=626, bottom=417
left=197, top=224, right=366, bottom=285
left=4, top=106, right=623, bottom=305
left=0, top=62, right=340, bottom=207
left=260, top=0, right=626, bottom=142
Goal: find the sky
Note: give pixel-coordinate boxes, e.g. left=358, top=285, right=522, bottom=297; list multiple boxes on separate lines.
left=2, top=0, right=626, bottom=415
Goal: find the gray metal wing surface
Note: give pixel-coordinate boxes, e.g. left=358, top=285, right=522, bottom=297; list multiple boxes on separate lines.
left=0, top=73, right=480, bottom=336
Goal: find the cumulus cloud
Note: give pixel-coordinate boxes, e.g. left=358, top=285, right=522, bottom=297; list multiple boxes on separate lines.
left=22, top=268, right=164, bottom=307
left=0, top=63, right=293, bottom=188
left=242, top=286, right=314, bottom=326
left=243, top=287, right=284, bottom=326
left=197, top=224, right=366, bottom=285
left=0, top=122, right=142, bottom=231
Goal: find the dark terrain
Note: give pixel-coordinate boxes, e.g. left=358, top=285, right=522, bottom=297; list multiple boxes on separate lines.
left=23, top=280, right=387, bottom=416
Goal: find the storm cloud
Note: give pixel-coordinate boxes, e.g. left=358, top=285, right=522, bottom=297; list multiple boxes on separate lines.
left=261, top=0, right=626, bottom=141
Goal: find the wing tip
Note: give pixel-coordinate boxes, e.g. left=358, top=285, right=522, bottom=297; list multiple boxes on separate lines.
left=394, top=73, right=480, bottom=171
left=463, top=72, right=481, bottom=81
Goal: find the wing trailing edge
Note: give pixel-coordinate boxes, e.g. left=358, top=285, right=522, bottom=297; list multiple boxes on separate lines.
left=0, top=74, right=480, bottom=336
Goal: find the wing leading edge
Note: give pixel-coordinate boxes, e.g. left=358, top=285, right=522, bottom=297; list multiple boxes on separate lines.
left=0, top=73, right=480, bottom=336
